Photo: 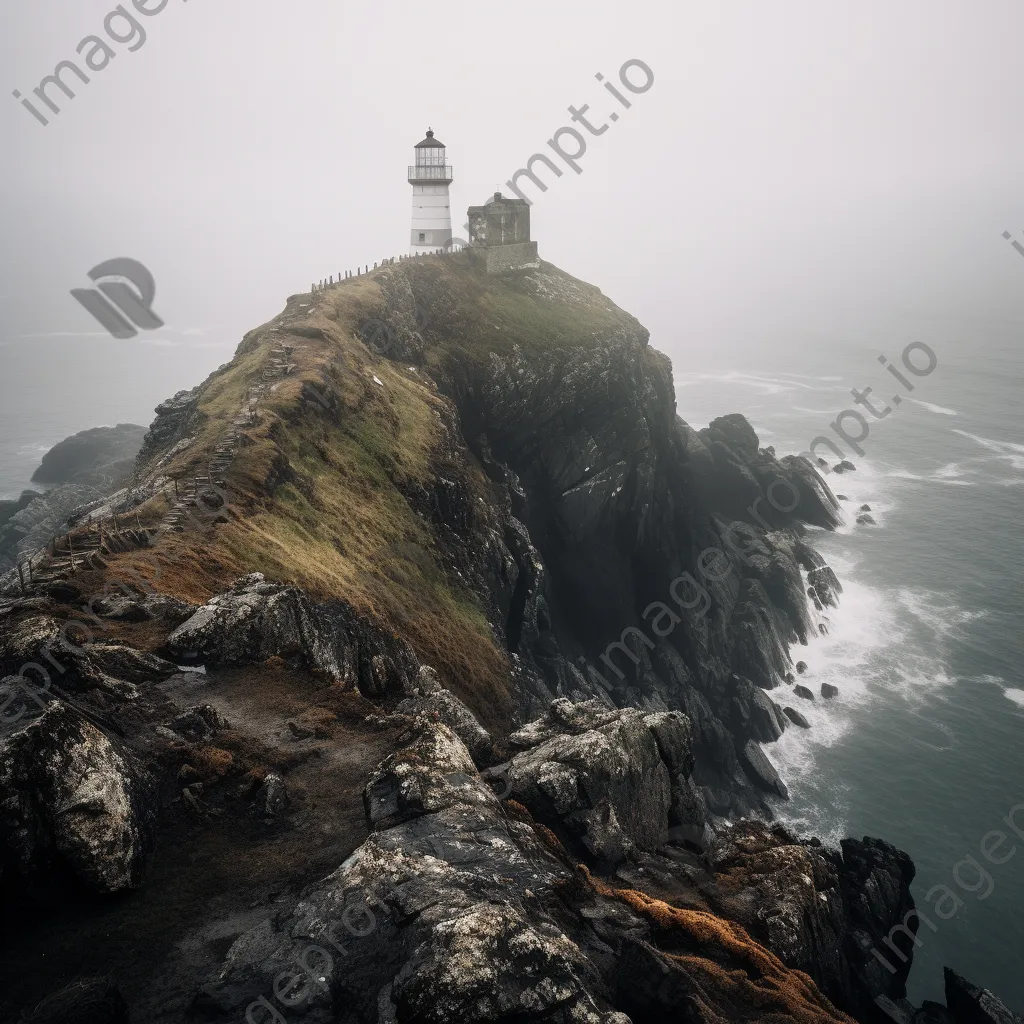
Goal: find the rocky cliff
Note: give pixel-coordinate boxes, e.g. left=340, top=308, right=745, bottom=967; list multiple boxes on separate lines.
left=0, top=255, right=1014, bottom=1024
left=0, top=423, right=146, bottom=573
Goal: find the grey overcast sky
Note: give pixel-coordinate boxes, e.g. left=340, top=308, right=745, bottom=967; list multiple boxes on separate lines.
left=2, top=0, right=1023, bottom=436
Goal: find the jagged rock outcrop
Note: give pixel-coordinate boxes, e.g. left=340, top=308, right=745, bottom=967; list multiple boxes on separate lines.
left=358, top=264, right=846, bottom=817
left=194, top=712, right=923, bottom=1024
left=708, top=822, right=918, bottom=1020
left=195, top=718, right=628, bottom=1024
left=167, top=573, right=420, bottom=697
left=394, top=666, right=493, bottom=762
left=493, top=699, right=696, bottom=864
left=135, top=387, right=202, bottom=468
left=939, top=969, right=1024, bottom=1024
left=0, top=613, right=178, bottom=706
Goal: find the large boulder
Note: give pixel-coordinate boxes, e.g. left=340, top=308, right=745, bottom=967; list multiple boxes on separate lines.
left=167, top=574, right=420, bottom=697
left=494, top=699, right=700, bottom=864
left=0, top=701, right=153, bottom=893
left=709, top=822, right=922, bottom=1020
left=395, top=669, right=493, bottom=764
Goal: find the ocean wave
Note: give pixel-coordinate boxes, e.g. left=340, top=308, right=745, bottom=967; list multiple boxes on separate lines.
left=907, top=398, right=958, bottom=416
left=1003, top=689, right=1024, bottom=709
left=896, top=588, right=986, bottom=639
left=673, top=371, right=842, bottom=396
left=952, top=429, right=1024, bottom=472
left=886, top=462, right=975, bottom=487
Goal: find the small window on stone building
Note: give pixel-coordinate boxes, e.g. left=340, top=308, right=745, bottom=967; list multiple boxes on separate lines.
left=419, top=233, right=426, bottom=242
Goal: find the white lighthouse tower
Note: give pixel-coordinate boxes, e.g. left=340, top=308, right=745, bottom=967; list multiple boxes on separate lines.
left=408, top=129, right=454, bottom=256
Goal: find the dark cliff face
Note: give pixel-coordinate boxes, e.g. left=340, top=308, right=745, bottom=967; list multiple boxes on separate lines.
left=365, top=259, right=842, bottom=819
left=1, top=256, right=1009, bottom=1024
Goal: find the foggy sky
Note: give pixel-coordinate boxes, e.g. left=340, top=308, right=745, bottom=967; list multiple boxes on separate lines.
left=2, top=0, right=1023, bottom=435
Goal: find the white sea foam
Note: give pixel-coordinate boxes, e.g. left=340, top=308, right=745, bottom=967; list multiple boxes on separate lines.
left=764, top=558, right=897, bottom=841
left=673, top=371, right=846, bottom=396
left=886, top=462, right=974, bottom=486
left=952, top=429, right=1024, bottom=472
left=1003, top=689, right=1024, bottom=709
left=907, top=398, right=958, bottom=416
left=767, top=528, right=973, bottom=840
left=896, top=588, right=986, bottom=640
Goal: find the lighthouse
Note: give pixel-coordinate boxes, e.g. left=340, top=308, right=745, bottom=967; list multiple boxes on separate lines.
left=408, top=129, right=454, bottom=256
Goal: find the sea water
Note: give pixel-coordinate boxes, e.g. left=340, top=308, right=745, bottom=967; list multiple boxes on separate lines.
left=674, top=319, right=1024, bottom=1009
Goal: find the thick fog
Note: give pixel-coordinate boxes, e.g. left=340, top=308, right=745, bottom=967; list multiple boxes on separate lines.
left=2, top=0, right=1022, bottom=432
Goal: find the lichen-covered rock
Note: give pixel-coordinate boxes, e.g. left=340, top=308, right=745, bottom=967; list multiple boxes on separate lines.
left=195, top=721, right=892, bottom=1024
left=0, top=701, right=153, bottom=892
left=389, top=902, right=629, bottom=1024
left=395, top=684, right=492, bottom=764
left=91, top=590, right=196, bottom=625
left=0, top=614, right=174, bottom=708
left=496, top=700, right=701, bottom=864
left=364, top=720, right=494, bottom=830
left=254, top=772, right=290, bottom=818
left=81, top=643, right=178, bottom=684
left=707, top=822, right=921, bottom=1020
left=167, top=574, right=420, bottom=696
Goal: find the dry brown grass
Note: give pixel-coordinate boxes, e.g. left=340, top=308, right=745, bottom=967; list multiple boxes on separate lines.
left=582, top=867, right=855, bottom=1024
left=75, top=262, right=627, bottom=732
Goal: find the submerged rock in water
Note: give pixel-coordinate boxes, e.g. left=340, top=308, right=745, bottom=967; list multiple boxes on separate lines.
left=783, top=706, right=811, bottom=728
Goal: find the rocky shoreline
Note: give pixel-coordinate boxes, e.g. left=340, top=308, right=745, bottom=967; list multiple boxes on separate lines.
left=1, top=256, right=1018, bottom=1023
